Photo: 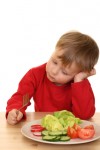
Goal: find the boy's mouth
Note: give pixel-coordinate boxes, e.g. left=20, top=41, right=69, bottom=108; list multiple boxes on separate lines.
left=47, top=73, right=55, bottom=82
left=47, top=73, right=63, bottom=86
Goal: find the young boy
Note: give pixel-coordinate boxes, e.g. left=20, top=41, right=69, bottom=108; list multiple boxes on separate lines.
left=6, top=31, right=99, bottom=125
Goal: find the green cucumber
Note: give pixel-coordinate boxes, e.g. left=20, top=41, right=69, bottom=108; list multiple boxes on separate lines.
left=42, top=135, right=57, bottom=141
left=42, top=130, right=70, bottom=142
left=41, top=130, right=49, bottom=136
left=62, top=130, right=67, bottom=135
left=60, top=136, right=70, bottom=141
left=48, top=130, right=67, bottom=136
left=49, top=131, right=63, bottom=136
left=52, top=136, right=61, bottom=141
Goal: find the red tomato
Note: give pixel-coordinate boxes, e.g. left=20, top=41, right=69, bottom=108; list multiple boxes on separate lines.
left=67, top=126, right=78, bottom=138
left=78, top=128, right=95, bottom=140
left=84, top=125, right=95, bottom=130
left=73, top=123, right=81, bottom=132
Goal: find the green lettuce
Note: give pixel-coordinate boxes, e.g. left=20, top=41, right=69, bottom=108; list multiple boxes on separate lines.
left=41, top=114, right=63, bottom=131
left=41, top=110, right=82, bottom=131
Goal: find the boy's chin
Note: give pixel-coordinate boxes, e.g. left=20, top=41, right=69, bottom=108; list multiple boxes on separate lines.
left=54, top=82, right=63, bottom=86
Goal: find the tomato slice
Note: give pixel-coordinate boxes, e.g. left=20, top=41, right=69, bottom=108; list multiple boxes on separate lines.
left=67, top=126, right=78, bottom=138
left=78, top=128, right=95, bottom=140
left=84, top=125, right=95, bottom=130
left=73, top=123, right=81, bottom=132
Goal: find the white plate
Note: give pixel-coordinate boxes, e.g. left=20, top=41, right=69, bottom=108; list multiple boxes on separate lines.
left=21, top=119, right=100, bottom=144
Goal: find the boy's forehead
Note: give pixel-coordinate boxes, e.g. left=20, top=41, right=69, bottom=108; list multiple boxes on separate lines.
left=53, top=49, right=64, bottom=57
left=64, top=63, right=80, bottom=74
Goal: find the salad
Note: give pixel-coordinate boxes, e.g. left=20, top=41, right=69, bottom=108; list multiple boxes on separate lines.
left=30, top=110, right=95, bottom=142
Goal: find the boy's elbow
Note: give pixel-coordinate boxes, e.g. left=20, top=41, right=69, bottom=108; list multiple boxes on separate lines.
left=73, top=109, right=95, bottom=120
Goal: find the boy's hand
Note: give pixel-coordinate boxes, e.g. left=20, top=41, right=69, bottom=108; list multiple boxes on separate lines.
left=74, top=68, right=96, bottom=82
left=7, top=109, right=23, bottom=125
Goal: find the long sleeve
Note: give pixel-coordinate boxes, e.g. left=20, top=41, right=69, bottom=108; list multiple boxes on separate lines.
left=6, top=68, right=37, bottom=118
left=71, top=79, right=95, bottom=119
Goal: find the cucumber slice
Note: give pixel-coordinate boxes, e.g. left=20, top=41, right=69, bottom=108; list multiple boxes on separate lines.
left=42, top=135, right=57, bottom=141
left=41, top=130, right=49, bottom=136
left=53, top=136, right=61, bottom=141
left=60, top=136, right=70, bottom=141
left=49, top=131, right=63, bottom=136
left=62, top=130, right=67, bottom=135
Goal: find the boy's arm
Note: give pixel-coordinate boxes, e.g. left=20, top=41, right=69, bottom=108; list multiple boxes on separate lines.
left=71, top=79, right=95, bottom=120
left=6, top=69, right=36, bottom=119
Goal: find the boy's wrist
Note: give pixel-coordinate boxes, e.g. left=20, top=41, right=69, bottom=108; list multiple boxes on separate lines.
left=74, top=78, right=84, bottom=83
left=74, top=75, right=87, bottom=82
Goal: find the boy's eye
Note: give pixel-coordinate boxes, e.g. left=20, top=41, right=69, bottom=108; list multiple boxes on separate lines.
left=62, top=71, right=67, bottom=75
left=52, top=59, right=57, bottom=64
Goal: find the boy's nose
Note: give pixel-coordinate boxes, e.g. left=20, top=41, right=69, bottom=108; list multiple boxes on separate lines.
left=52, top=67, right=59, bottom=75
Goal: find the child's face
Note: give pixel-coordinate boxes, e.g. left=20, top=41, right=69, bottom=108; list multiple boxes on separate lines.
left=46, top=50, right=80, bottom=85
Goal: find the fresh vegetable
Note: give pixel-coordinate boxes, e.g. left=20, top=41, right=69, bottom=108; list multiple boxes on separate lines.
left=73, top=123, right=81, bottom=132
left=41, top=110, right=82, bottom=131
left=31, top=124, right=42, bottom=128
left=60, top=136, right=70, bottom=141
left=54, top=110, right=82, bottom=129
left=42, top=135, right=70, bottom=142
left=84, top=125, right=95, bottom=130
left=41, top=114, right=64, bottom=131
left=78, top=125, right=95, bottom=140
left=30, top=110, right=95, bottom=142
left=41, top=130, right=69, bottom=141
left=53, top=110, right=75, bottom=118
left=67, top=126, right=78, bottom=138
left=33, top=132, right=42, bottom=136
left=67, top=124, right=95, bottom=140
left=31, top=124, right=45, bottom=132
left=41, top=130, right=49, bottom=136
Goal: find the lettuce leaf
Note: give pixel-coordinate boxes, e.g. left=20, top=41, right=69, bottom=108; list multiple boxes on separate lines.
left=41, top=110, right=82, bottom=131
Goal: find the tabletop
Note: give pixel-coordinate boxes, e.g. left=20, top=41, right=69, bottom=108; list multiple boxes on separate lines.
left=0, top=112, right=100, bottom=150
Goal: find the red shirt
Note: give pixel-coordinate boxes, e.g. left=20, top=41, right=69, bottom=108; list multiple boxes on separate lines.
left=6, top=63, right=95, bottom=119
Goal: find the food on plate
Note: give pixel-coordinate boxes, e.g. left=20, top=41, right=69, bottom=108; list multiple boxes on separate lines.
left=41, top=110, right=82, bottom=131
left=30, top=110, right=95, bottom=142
left=77, top=125, right=95, bottom=140
left=31, top=124, right=45, bottom=132
left=67, top=124, right=95, bottom=139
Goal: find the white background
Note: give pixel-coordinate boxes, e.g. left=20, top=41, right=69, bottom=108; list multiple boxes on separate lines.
left=0, top=0, right=100, bottom=112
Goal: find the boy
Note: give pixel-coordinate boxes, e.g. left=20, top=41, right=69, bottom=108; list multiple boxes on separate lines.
left=6, top=31, right=99, bottom=125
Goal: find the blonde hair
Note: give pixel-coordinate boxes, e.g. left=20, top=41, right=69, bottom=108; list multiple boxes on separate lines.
left=55, top=31, right=99, bottom=72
